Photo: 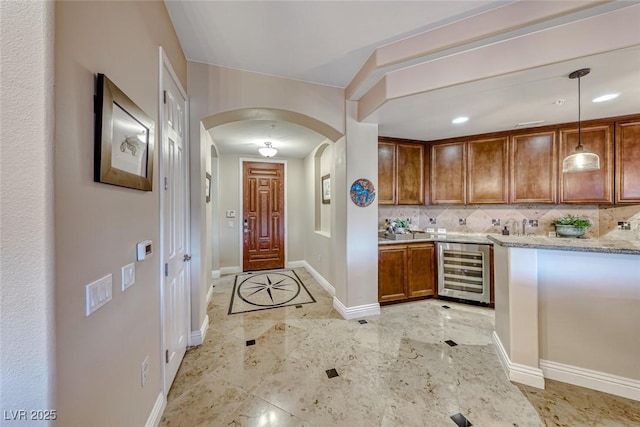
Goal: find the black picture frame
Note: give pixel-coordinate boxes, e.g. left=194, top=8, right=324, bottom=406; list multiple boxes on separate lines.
left=94, top=73, right=154, bottom=191
left=321, top=174, right=331, bottom=204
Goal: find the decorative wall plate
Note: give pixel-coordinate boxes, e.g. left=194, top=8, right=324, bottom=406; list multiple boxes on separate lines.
left=350, top=178, right=376, bottom=207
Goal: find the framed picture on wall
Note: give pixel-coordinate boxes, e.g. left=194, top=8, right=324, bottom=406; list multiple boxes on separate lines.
left=94, top=73, right=154, bottom=191
left=322, top=174, right=331, bottom=204
left=205, top=173, right=212, bottom=203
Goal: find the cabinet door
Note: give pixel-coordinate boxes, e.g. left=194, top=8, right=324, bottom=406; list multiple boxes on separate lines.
left=397, top=143, right=425, bottom=205
left=407, top=243, right=436, bottom=298
left=615, top=120, right=640, bottom=203
left=467, top=137, right=509, bottom=204
left=559, top=125, right=614, bottom=203
left=378, top=246, right=407, bottom=303
left=378, top=142, right=397, bottom=205
left=431, top=142, right=466, bottom=204
left=510, top=131, right=557, bottom=204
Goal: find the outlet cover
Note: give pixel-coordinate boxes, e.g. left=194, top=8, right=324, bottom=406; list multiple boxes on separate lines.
left=121, top=263, right=135, bottom=291
left=85, top=274, right=112, bottom=316
left=141, top=355, right=149, bottom=386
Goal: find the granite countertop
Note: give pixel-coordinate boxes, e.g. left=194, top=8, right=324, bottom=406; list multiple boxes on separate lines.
left=379, top=233, right=493, bottom=245
left=488, top=235, right=640, bottom=255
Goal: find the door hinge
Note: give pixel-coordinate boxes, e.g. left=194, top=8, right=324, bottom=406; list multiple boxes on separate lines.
left=164, top=176, right=168, bottom=190
left=165, top=349, right=169, bottom=363
left=164, top=263, right=168, bottom=277
left=163, top=90, right=167, bottom=104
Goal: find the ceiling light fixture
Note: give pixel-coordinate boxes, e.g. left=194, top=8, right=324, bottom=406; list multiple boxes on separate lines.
left=258, top=141, right=277, bottom=158
left=592, top=93, right=619, bottom=103
left=562, top=68, right=600, bottom=174
left=452, top=116, right=469, bottom=124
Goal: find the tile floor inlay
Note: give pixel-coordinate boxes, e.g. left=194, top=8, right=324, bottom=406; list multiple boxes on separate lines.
left=161, top=267, right=640, bottom=427
left=246, top=339, right=256, bottom=347
left=325, top=368, right=339, bottom=379
left=450, top=413, right=473, bottom=427
left=228, top=269, right=316, bottom=314
left=442, top=305, right=451, bottom=309
left=445, top=339, right=458, bottom=347
left=358, top=319, right=368, bottom=324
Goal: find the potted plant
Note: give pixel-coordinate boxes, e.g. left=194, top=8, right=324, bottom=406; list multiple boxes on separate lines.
left=392, top=218, right=411, bottom=233
left=552, top=215, right=592, bottom=238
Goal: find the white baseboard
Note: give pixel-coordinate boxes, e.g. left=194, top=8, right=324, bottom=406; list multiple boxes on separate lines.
left=212, top=270, right=220, bottom=279
left=333, top=297, right=380, bottom=320
left=220, top=266, right=241, bottom=275
left=206, top=283, right=214, bottom=304
left=492, top=331, right=545, bottom=389
left=189, top=314, right=210, bottom=346
left=145, top=392, right=166, bottom=427
left=540, top=359, right=640, bottom=402
left=298, top=261, right=335, bottom=296
left=287, top=260, right=306, bottom=269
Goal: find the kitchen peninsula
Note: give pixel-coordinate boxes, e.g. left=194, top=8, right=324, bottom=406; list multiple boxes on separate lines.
left=489, top=235, right=640, bottom=402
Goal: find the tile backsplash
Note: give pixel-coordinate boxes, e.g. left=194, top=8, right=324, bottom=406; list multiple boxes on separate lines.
left=379, top=204, right=640, bottom=240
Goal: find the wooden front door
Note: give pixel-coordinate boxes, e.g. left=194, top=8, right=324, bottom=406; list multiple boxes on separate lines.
left=242, top=161, right=285, bottom=271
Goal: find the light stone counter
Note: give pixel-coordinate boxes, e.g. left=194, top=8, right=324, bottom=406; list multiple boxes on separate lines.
left=488, top=235, right=640, bottom=255
left=379, top=232, right=492, bottom=245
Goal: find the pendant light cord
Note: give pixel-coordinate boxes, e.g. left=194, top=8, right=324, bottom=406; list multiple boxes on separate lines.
left=577, top=74, right=582, bottom=149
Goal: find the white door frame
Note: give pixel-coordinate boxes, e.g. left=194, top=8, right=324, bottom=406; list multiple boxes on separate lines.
left=158, top=46, right=190, bottom=396
left=238, top=157, right=288, bottom=271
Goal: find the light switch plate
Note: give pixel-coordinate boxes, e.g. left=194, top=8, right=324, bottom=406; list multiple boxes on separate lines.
left=426, top=227, right=435, bottom=233
left=86, top=274, right=112, bottom=316
left=121, top=263, right=135, bottom=291
left=437, top=228, right=447, bottom=234
left=226, top=210, right=236, bottom=218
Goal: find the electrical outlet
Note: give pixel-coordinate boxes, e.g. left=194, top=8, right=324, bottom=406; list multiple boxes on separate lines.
left=426, top=227, right=435, bottom=233
left=141, top=356, right=149, bottom=387
left=492, top=219, right=501, bottom=226
left=618, top=221, right=631, bottom=230
left=459, top=218, right=467, bottom=225
left=528, top=219, right=539, bottom=227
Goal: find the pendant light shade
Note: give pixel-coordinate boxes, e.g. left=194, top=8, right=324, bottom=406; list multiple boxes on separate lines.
left=562, top=68, right=600, bottom=173
left=258, top=141, right=277, bottom=158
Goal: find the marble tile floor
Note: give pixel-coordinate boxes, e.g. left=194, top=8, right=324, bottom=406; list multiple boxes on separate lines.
left=160, top=268, right=640, bottom=427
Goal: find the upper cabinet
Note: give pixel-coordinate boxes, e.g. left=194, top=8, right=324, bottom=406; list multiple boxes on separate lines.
left=559, top=124, right=614, bottom=204
left=378, top=138, right=425, bottom=205
left=510, top=131, right=557, bottom=204
left=430, top=142, right=466, bottom=205
left=615, top=120, right=640, bottom=204
left=467, top=136, right=509, bottom=204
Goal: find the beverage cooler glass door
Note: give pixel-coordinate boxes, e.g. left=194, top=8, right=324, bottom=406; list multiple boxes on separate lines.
left=437, top=242, right=491, bottom=304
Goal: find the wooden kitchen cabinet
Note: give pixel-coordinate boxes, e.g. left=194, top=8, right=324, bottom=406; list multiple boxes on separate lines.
left=559, top=124, right=614, bottom=204
left=379, top=243, right=436, bottom=303
left=615, top=120, right=640, bottom=203
left=467, top=136, right=509, bottom=204
left=430, top=141, right=466, bottom=204
left=378, top=138, right=425, bottom=205
left=510, top=131, right=557, bottom=204
left=378, top=142, right=397, bottom=204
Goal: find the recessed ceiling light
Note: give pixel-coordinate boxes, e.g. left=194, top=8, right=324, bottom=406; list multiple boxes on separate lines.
left=592, top=93, right=619, bottom=103
left=452, top=116, right=469, bottom=124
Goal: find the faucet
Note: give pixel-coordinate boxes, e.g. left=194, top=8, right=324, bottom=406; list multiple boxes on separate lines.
left=522, top=219, right=527, bottom=236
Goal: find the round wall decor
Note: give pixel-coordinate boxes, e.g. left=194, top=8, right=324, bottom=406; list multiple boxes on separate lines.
left=350, top=178, right=376, bottom=207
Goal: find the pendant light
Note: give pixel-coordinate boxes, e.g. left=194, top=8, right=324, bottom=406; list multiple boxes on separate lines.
left=562, top=68, right=600, bottom=173
left=258, top=141, right=277, bottom=158
left=258, top=123, right=278, bottom=157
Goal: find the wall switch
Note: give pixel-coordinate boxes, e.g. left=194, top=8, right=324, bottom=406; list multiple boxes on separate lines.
left=437, top=228, right=446, bottom=234
left=85, top=274, right=112, bottom=316
left=141, top=355, right=149, bottom=387
left=121, top=263, right=135, bottom=291
left=226, top=210, right=236, bottom=218
left=426, top=227, right=435, bottom=233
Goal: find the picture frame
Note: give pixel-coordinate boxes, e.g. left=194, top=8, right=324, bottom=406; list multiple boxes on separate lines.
left=94, top=73, right=154, bottom=191
left=321, top=174, right=331, bottom=204
left=205, top=173, right=212, bottom=203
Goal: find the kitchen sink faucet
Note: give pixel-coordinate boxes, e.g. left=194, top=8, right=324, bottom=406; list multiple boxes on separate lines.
left=522, top=219, right=527, bottom=236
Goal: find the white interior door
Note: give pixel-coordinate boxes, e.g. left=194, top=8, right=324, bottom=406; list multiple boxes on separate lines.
left=160, top=50, right=189, bottom=391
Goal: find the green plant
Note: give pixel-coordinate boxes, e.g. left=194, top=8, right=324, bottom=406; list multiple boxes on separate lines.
left=393, top=218, right=410, bottom=229
left=552, top=215, right=592, bottom=229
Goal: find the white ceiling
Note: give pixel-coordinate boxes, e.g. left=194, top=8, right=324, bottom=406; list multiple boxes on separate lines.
left=165, top=1, right=640, bottom=155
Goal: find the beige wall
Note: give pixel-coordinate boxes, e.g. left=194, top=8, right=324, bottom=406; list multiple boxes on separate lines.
left=216, top=153, right=306, bottom=269
left=319, top=144, right=333, bottom=234
left=0, top=1, right=55, bottom=418
left=54, top=2, right=186, bottom=426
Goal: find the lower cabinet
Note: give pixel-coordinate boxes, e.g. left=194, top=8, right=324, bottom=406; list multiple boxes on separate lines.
left=378, top=243, right=436, bottom=303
